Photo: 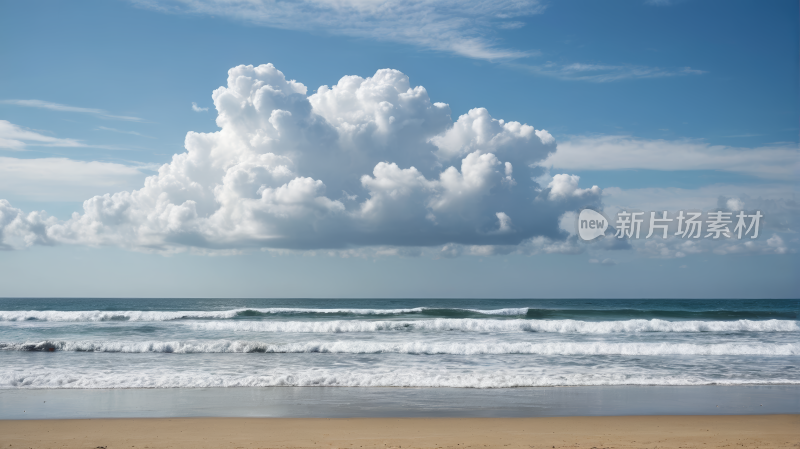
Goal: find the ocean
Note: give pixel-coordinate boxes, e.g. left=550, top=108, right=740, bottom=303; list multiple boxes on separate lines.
left=1, top=298, right=798, bottom=391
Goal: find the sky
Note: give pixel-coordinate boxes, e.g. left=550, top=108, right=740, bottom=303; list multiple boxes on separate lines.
left=0, top=0, right=797, bottom=298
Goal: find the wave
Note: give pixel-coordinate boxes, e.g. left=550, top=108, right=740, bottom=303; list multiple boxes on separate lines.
left=0, top=307, right=526, bottom=322
left=0, top=307, right=794, bottom=322
left=3, top=339, right=798, bottom=355
left=3, top=368, right=798, bottom=389
left=524, top=309, right=798, bottom=320
left=186, top=318, right=800, bottom=334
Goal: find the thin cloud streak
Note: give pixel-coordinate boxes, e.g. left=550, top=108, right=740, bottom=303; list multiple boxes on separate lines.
left=512, top=62, right=706, bottom=82
left=134, top=0, right=702, bottom=82
left=2, top=99, right=144, bottom=122
left=0, top=120, right=145, bottom=152
left=0, top=156, right=148, bottom=202
left=96, top=126, right=153, bottom=138
left=542, top=135, right=800, bottom=179
left=132, top=0, right=543, bottom=61
left=0, top=120, right=83, bottom=151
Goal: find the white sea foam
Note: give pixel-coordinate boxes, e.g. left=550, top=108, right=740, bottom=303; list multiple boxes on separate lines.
left=0, top=310, right=242, bottom=322
left=186, top=319, right=800, bottom=334
left=0, top=307, right=528, bottom=322
left=3, top=339, right=798, bottom=355
left=465, top=308, right=529, bottom=315
left=2, top=367, right=798, bottom=389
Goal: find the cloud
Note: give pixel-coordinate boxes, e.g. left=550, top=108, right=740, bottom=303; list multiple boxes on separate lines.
left=0, top=120, right=83, bottom=151
left=533, top=179, right=799, bottom=260
left=594, top=183, right=799, bottom=258
left=517, top=62, right=705, bottom=82
left=97, top=126, right=152, bottom=138
left=0, top=64, right=600, bottom=252
left=498, top=21, right=526, bottom=30
left=541, top=135, right=800, bottom=179
left=192, top=102, right=209, bottom=112
left=726, top=197, right=745, bottom=212
left=133, top=0, right=543, bottom=61
left=547, top=174, right=600, bottom=200
left=436, top=234, right=587, bottom=258
left=0, top=157, right=148, bottom=202
left=589, top=258, right=616, bottom=265
left=0, top=120, right=137, bottom=152
left=133, top=1, right=709, bottom=83
left=0, top=200, right=55, bottom=251
left=601, top=184, right=798, bottom=227
left=1, top=99, right=143, bottom=122
left=635, top=233, right=792, bottom=259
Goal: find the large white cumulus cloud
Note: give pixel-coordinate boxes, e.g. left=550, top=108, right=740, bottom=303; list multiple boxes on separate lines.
left=1, top=64, right=599, bottom=252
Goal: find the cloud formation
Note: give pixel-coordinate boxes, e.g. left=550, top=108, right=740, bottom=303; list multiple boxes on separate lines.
left=0, top=64, right=597, bottom=252
left=0, top=157, right=148, bottom=202
left=547, top=174, right=600, bottom=200
left=0, top=201, right=54, bottom=251
left=591, top=185, right=798, bottom=259
left=0, top=120, right=83, bottom=151
left=133, top=0, right=542, bottom=61
left=0, top=120, right=136, bottom=152
left=519, top=62, right=705, bottom=82
left=133, top=1, right=708, bottom=83
left=542, top=135, right=800, bottom=179
left=1, top=99, right=143, bottom=122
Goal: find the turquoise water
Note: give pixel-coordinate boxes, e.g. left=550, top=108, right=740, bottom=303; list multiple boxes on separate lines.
left=1, top=298, right=798, bottom=389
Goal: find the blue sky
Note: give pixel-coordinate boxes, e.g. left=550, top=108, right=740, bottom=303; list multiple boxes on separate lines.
left=0, top=0, right=797, bottom=298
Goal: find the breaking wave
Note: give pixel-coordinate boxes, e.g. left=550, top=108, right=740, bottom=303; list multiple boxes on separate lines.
left=3, top=339, right=798, bottom=356
left=186, top=318, right=800, bottom=334
left=0, top=307, right=527, bottom=322
left=3, top=368, right=798, bottom=389
left=1, top=308, right=795, bottom=322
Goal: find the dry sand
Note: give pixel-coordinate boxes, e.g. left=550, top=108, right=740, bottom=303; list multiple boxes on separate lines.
left=1, top=415, right=798, bottom=449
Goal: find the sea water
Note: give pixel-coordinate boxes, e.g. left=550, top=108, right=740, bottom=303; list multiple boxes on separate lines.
left=1, top=298, right=797, bottom=389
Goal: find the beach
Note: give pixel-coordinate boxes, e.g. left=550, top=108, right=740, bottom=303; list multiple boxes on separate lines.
left=3, top=0, right=798, bottom=446
left=2, top=415, right=798, bottom=448
left=2, top=298, right=797, bottom=447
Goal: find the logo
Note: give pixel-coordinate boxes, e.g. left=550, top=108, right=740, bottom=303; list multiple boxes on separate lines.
left=578, top=209, right=608, bottom=241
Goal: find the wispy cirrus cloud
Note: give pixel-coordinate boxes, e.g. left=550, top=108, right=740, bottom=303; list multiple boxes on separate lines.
left=1, top=99, right=144, bottom=122
left=133, top=0, right=704, bottom=83
left=517, top=62, right=705, bottom=82
left=541, top=135, right=800, bottom=179
left=0, top=156, right=149, bottom=202
left=132, top=0, right=543, bottom=61
left=96, top=126, right=153, bottom=138
left=0, top=120, right=83, bottom=151
left=0, top=120, right=139, bottom=152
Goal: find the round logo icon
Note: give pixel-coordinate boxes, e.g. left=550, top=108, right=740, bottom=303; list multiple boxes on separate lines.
left=578, top=209, right=608, bottom=241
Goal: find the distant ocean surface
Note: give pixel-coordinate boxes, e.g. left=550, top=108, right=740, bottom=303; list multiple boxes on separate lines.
left=1, top=298, right=798, bottom=389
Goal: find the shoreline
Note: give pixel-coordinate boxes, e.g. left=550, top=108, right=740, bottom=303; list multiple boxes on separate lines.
left=2, top=415, right=798, bottom=449
left=2, top=385, right=798, bottom=420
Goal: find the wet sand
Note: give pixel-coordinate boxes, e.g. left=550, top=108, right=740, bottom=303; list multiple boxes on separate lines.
left=4, top=386, right=798, bottom=419
left=1, top=415, right=798, bottom=449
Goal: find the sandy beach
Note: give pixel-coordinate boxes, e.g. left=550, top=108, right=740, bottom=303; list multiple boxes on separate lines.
left=1, top=415, right=797, bottom=449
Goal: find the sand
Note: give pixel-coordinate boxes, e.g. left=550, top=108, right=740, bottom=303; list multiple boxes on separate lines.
left=1, top=415, right=798, bottom=449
